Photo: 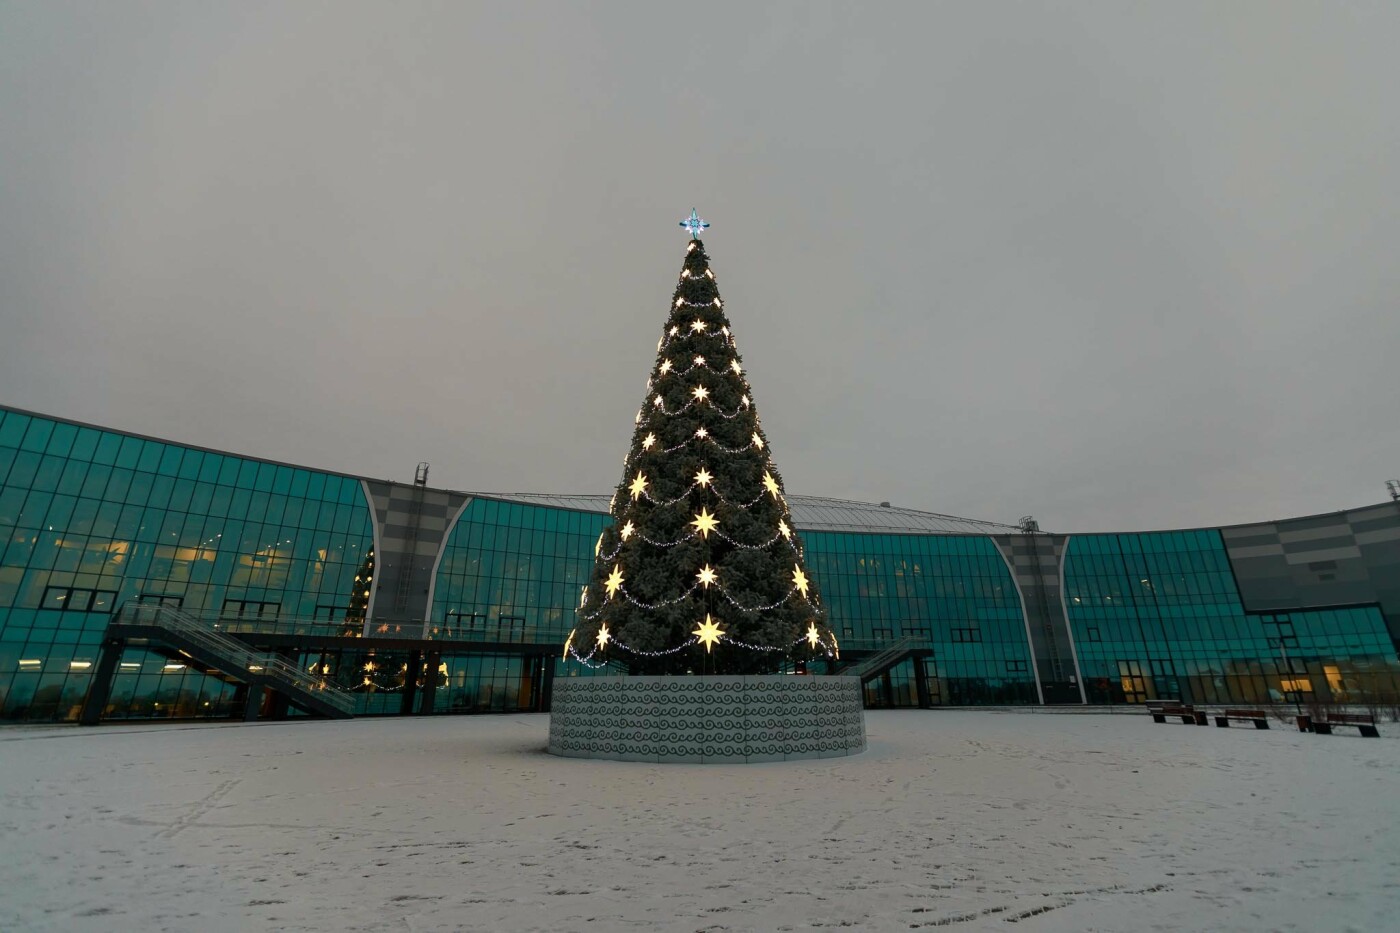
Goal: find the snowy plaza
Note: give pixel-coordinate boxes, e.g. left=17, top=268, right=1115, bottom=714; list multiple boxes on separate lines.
left=2, top=710, right=1397, bottom=932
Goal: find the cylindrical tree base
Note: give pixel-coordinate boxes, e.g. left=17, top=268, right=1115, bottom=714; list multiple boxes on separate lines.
left=548, top=675, right=866, bottom=763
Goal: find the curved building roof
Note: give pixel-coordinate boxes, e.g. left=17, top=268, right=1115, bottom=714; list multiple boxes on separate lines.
left=462, top=491, right=1024, bottom=535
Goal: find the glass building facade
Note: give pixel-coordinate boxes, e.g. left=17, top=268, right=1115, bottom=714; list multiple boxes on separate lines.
left=1063, top=531, right=1398, bottom=705
left=0, top=407, right=375, bottom=721
left=803, top=532, right=1036, bottom=707
left=2, top=403, right=1398, bottom=722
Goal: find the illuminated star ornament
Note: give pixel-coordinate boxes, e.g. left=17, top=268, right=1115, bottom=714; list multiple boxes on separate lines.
left=629, top=473, right=649, bottom=500
left=762, top=471, right=782, bottom=500
left=620, top=520, right=635, bottom=540
left=563, top=629, right=576, bottom=658
left=805, top=623, right=822, bottom=649
left=605, top=565, right=625, bottom=599
left=679, top=208, right=710, bottom=239
left=693, top=614, right=724, bottom=652
left=694, top=467, right=713, bottom=487
left=596, top=623, right=611, bottom=650
left=792, top=565, right=810, bottom=597
left=696, top=564, right=718, bottom=588
left=691, top=507, right=720, bottom=538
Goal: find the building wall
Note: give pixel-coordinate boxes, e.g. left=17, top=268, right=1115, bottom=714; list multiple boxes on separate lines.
left=1061, top=529, right=1399, bottom=705
left=802, top=531, right=1037, bottom=707
left=0, top=407, right=375, bottom=720
left=4, top=403, right=1399, bottom=721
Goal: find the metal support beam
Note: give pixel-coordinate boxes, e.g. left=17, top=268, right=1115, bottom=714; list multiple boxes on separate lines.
left=79, top=636, right=125, bottom=725
left=913, top=659, right=932, bottom=709
left=420, top=650, right=441, bottom=714
left=401, top=650, right=423, bottom=715
left=539, top=656, right=556, bottom=712
left=243, top=685, right=265, bottom=721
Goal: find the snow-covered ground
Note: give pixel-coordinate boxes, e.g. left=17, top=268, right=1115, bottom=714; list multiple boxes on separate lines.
left=1, top=710, right=1397, bottom=932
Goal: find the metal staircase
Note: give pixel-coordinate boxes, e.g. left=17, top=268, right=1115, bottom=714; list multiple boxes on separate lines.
left=836, top=636, right=928, bottom=682
left=80, top=604, right=355, bottom=723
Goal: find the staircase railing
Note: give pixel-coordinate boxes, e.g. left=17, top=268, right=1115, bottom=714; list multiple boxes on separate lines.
left=115, top=605, right=355, bottom=715
left=844, top=636, right=924, bottom=681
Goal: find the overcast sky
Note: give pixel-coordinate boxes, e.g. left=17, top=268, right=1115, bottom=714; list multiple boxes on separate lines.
left=2, top=1, right=1397, bottom=533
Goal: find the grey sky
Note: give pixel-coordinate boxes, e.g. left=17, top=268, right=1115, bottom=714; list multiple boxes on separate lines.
left=2, top=1, right=1397, bottom=533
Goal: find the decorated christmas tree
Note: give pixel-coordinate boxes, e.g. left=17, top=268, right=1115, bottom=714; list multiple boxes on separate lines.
left=566, top=212, right=838, bottom=675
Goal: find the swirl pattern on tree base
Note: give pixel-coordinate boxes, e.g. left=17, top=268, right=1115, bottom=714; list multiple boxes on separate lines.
left=548, top=675, right=866, bottom=763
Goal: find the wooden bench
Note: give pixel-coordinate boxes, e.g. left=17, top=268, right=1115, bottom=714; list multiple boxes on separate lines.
left=1214, top=708, right=1270, bottom=729
left=1312, top=712, right=1380, bottom=738
left=1149, top=704, right=1206, bottom=726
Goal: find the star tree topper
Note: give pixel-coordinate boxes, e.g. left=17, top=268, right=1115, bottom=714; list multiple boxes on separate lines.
left=679, top=208, right=710, bottom=239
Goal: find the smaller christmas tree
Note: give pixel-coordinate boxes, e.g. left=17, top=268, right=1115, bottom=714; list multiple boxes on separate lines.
left=566, top=212, right=838, bottom=675
left=342, top=548, right=375, bottom=636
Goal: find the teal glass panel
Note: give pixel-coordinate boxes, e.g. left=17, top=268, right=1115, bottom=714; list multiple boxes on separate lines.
left=1063, top=532, right=1400, bottom=706
left=0, top=407, right=377, bottom=722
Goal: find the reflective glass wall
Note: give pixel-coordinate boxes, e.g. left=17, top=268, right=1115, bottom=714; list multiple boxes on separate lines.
left=431, top=498, right=610, bottom=645
left=1062, top=531, right=1400, bottom=704
left=803, top=532, right=1036, bottom=705
left=0, top=407, right=376, bottom=720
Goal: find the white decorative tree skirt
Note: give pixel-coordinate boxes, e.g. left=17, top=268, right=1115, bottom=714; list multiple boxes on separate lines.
left=548, top=674, right=866, bottom=762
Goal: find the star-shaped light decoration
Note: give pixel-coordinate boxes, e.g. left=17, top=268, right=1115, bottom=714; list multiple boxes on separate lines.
left=693, top=614, right=724, bottom=653
left=778, top=520, right=792, bottom=540
left=679, top=208, right=710, bottom=239
left=669, top=325, right=680, bottom=336
left=604, top=565, right=624, bottom=599
left=653, top=395, right=664, bottom=408
left=696, top=564, right=718, bottom=588
left=675, top=296, right=685, bottom=309
left=694, top=467, right=713, bottom=487
left=805, top=623, right=822, bottom=649
left=620, top=520, right=635, bottom=541
left=730, top=360, right=742, bottom=375
left=691, top=507, right=719, bottom=539
left=635, top=410, right=643, bottom=424
left=693, top=355, right=706, bottom=367
left=752, top=432, right=764, bottom=450
left=690, top=320, right=706, bottom=333
left=740, top=395, right=751, bottom=408
left=564, top=629, right=577, bottom=658
left=641, top=433, right=657, bottom=450
left=792, top=565, right=809, bottom=597
left=659, top=359, right=673, bottom=375
left=762, top=471, right=782, bottom=500
left=692, top=385, right=709, bottom=402
left=596, top=623, right=611, bottom=650
left=694, top=426, right=708, bottom=439
left=629, top=473, right=648, bottom=500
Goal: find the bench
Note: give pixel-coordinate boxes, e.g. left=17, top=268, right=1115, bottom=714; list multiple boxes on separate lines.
left=1214, top=708, right=1270, bottom=729
left=1148, top=704, right=1207, bottom=726
left=1312, top=712, right=1380, bottom=738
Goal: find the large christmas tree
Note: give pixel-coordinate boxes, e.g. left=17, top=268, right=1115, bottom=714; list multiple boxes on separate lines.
left=566, top=214, right=837, bottom=675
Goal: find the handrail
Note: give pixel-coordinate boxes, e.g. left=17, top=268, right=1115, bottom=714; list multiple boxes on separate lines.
left=844, top=636, right=925, bottom=679
left=114, top=605, right=355, bottom=714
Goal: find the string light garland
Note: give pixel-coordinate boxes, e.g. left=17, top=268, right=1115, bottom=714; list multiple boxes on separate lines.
left=566, top=224, right=836, bottom=672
